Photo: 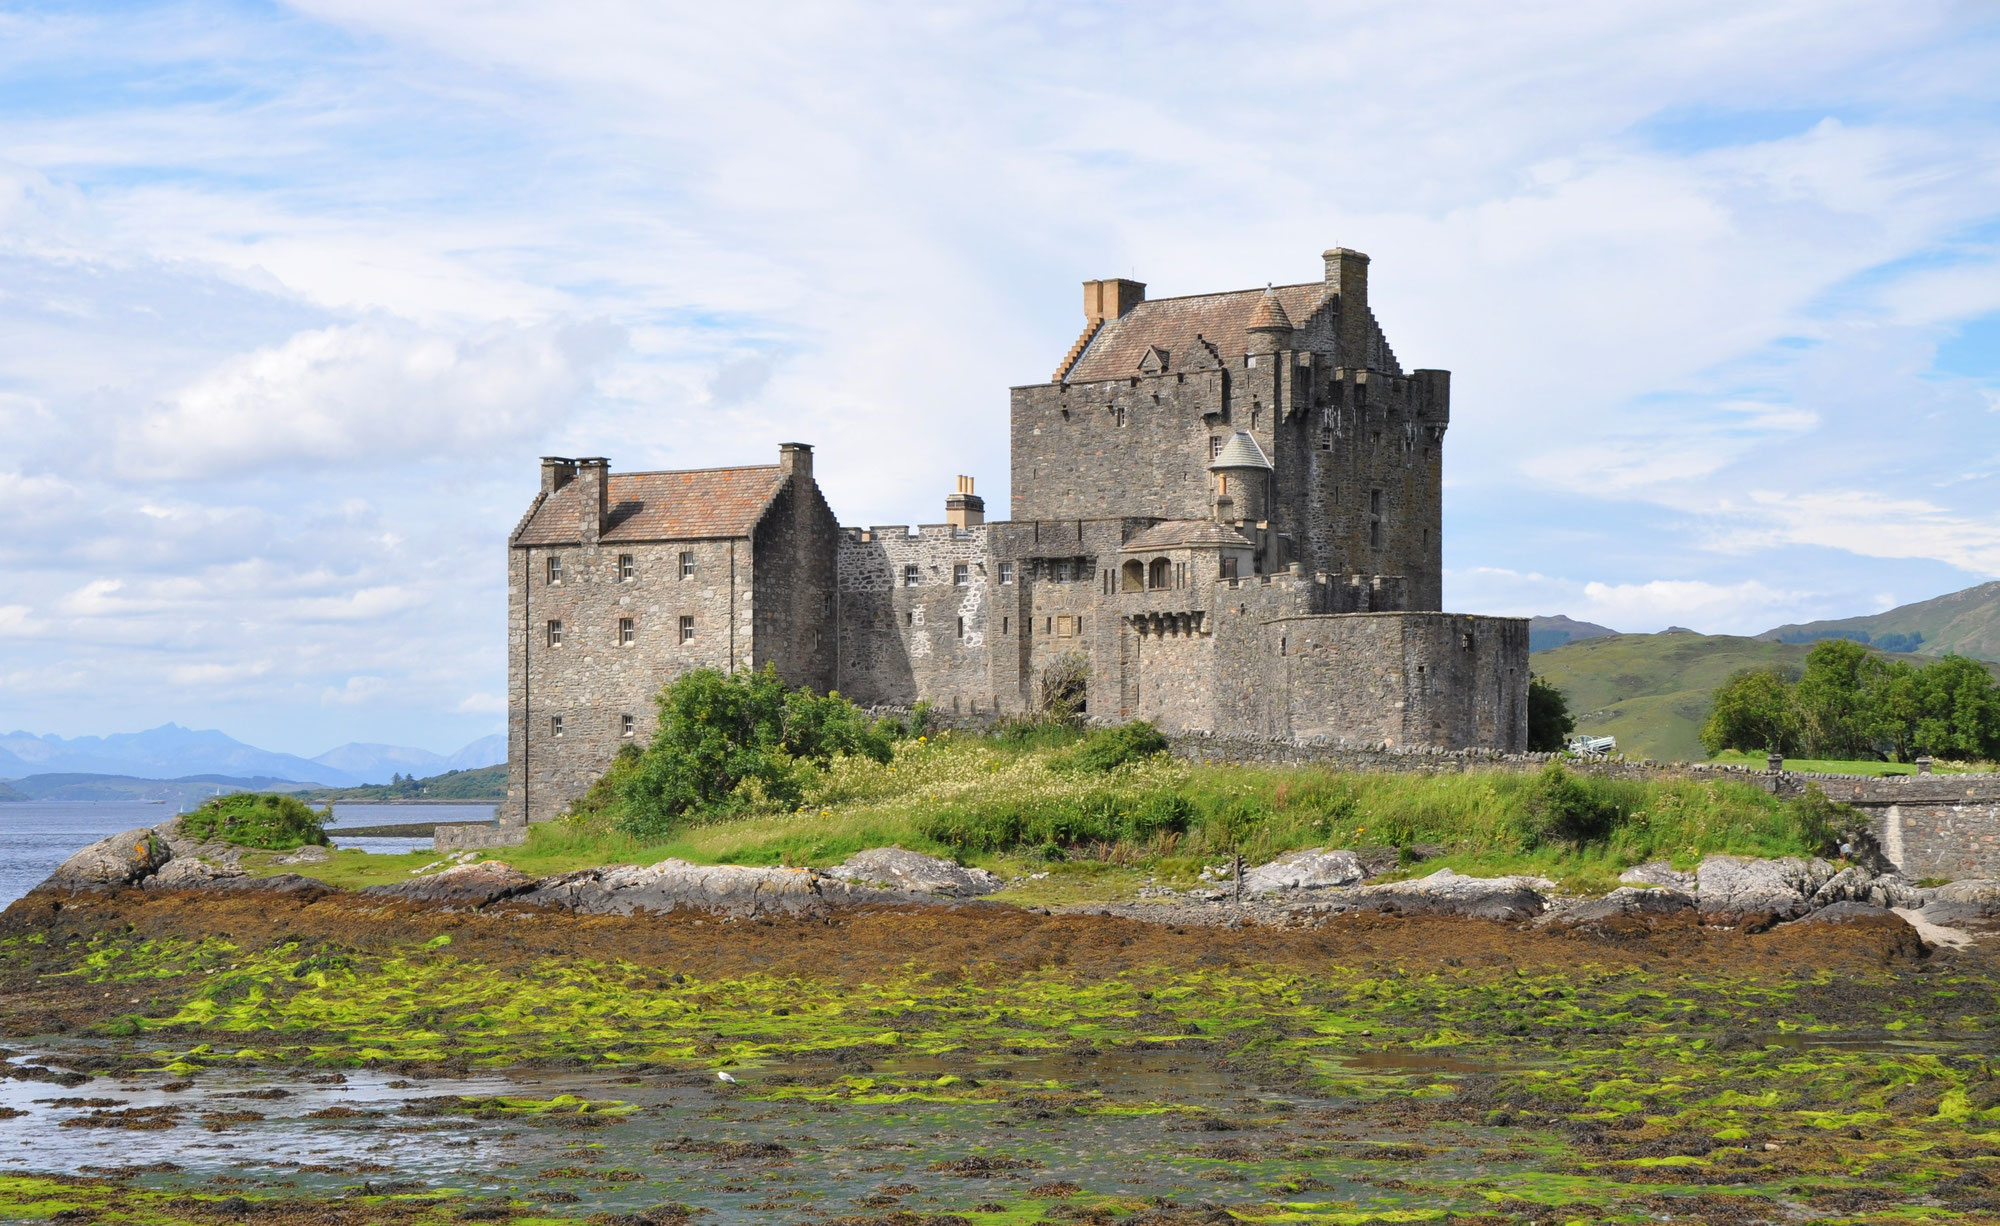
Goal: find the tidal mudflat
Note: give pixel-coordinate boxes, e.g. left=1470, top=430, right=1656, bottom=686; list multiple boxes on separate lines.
left=1, top=887, right=1995, bottom=1224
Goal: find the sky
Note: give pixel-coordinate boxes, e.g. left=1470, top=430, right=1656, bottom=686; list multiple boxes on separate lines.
left=1, top=0, right=1997, bottom=756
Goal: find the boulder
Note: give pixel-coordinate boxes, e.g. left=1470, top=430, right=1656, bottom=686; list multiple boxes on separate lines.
left=208, top=873, right=330, bottom=897
left=1917, top=879, right=2000, bottom=929
left=822, top=848, right=1001, bottom=898
left=363, top=861, right=536, bottom=909
left=144, top=858, right=247, bottom=890
left=1557, top=886, right=1695, bottom=925
left=1620, top=861, right=1695, bottom=892
left=1695, top=855, right=1838, bottom=921
left=520, top=859, right=831, bottom=918
left=1349, top=868, right=1550, bottom=922
left=41, top=828, right=171, bottom=890
left=1794, top=900, right=1897, bottom=924
left=1242, top=848, right=1367, bottom=894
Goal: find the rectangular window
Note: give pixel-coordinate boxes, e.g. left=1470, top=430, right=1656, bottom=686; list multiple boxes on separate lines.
left=679, top=615, right=695, bottom=643
left=550, top=714, right=564, bottom=737
left=1210, top=436, right=1223, bottom=458
left=1320, top=429, right=1333, bottom=451
left=998, top=562, right=1013, bottom=584
left=1370, top=488, right=1383, bottom=515
left=620, top=713, right=635, bottom=738
left=546, top=619, right=563, bottom=647
left=1056, top=561, right=1072, bottom=583
left=953, top=564, right=969, bottom=586
left=904, top=564, right=920, bottom=587
left=546, top=555, right=563, bottom=584
left=1370, top=520, right=1382, bottom=548
left=1077, top=616, right=1084, bottom=634
left=618, top=617, right=635, bottom=645
left=679, top=550, right=695, bottom=578
left=957, top=616, right=964, bottom=638
left=1002, top=617, right=1009, bottom=634
left=618, top=554, right=634, bottom=581
left=1046, top=617, right=1052, bottom=633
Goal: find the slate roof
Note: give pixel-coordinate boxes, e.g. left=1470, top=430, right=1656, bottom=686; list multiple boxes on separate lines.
left=1208, top=430, right=1272, bottom=471
left=513, top=466, right=787, bottom=546
left=1064, top=282, right=1327, bottom=383
left=1121, top=520, right=1257, bottom=552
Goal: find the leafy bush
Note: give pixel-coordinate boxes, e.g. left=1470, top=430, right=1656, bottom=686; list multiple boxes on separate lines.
left=1701, top=667, right=1802, bottom=757
left=611, top=667, right=893, bottom=838
left=914, top=785, right=1192, bottom=853
left=1526, top=676, right=1575, bottom=752
left=1052, top=721, right=1168, bottom=773
left=1513, top=764, right=1620, bottom=848
left=1787, top=783, right=1875, bottom=861
left=179, top=792, right=329, bottom=850
left=988, top=714, right=1085, bottom=751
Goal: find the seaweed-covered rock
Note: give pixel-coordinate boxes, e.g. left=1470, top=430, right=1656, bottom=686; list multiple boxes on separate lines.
left=521, top=860, right=830, bottom=918
left=1620, top=861, right=1695, bottom=892
left=1350, top=868, right=1549, bottom=921
left=1809, top=865, right=1927, bottom=911
left=1917, top=879, right=2000, bottom=929
left=1695, top=855, right=1838, bottom=921
left=1243, top=848, right=1368, bottom=894
left=823, top=848, right=1001, bottom=897
left=1557, top=886, right=1695, bottom=925
left=363, top=861, right=535, bottom=909
left=40, top=828, right=171, bottom=889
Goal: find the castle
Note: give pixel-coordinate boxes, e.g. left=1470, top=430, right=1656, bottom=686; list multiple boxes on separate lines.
left=505, top=247, right=1529, bottom=825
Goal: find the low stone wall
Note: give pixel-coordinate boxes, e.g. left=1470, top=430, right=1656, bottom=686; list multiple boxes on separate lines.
left=434, top=824, right=529, bottom=853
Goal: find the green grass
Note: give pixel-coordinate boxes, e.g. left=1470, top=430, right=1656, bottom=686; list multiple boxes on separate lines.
left=1709, top=749, right=1990, bottom=776
left=294, top=763, right=507, bottom=804
left=284, top=733, right=1837, bottom=897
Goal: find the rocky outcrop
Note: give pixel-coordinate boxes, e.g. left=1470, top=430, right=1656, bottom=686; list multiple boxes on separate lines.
left=43, top=829, right=171, bottom=889
left=1694, top=856, right=1840, bottom=921
left=1242, top=848, right=1368, bottom=894
left=823, top=849, right=1000, bottom=898
left=1917, top=879, right=2000, bottom=929
left=1619, top=862, right=1695, bottom=892
left=1556, top=886, right=1695, bottom=925
left=363, top=861, right=538, bottom=909
left=144, top=857, right=246, bottom=890
left=1346, top=868, right=1551, bottom=922
left=520, top=860, right=835, bottom=918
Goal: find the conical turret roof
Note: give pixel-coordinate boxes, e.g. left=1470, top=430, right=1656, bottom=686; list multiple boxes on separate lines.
left=1244, top=286, right=1294, bottom=332
left=1207, top=430, right=1272, bottom=471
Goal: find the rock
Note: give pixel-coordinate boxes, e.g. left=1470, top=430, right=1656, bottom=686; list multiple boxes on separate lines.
left=520, top=860, right=831, bottom=918
left=363, top=861, right=536, bottom=909
left=40, top=828, right=171, bottom=890
left=1348, top=868, right=1550, bottom=921
left=1242, top=848, right=1367, bottom=894
left=207, top=873, right=332, bottom=897
left=1695, top=855, right=1838, bottom=921
left=275, top=845, right=333, bottom=865
left=822, top=848, right=1001, bottom=897
left=1620, top=861, right=1695, bottom=892
left=144, top=858, right=247, bottom=890
left=1917, top=879, right=2000, bottom=929
left=1794, top=900, right=1896, bottom=924
left=1557, top=887, right=1695, bottom=925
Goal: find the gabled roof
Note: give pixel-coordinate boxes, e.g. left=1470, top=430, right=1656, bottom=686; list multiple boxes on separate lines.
left=1064, top=282, right=1327, bottom=382
left=513, top=466, right=788, bottom=546
left=1121, top=520, right=1257, bottom=552
left=1209, top=430, right=1271, bottom=471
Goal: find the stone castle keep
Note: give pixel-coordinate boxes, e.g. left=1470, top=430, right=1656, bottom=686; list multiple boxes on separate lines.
left=506, top=247, right=1529, bottom=824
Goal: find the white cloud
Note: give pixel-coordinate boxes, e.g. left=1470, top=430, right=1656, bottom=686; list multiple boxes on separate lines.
left=321, top=675, right=390, bottom=706
left=455, top=692, right=506, bottom=715
left=0, top=605, right=48, bottom=637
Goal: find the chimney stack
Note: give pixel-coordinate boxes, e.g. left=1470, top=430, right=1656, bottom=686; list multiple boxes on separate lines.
left=945, top=475, right=984, bottom=528
left=1323, top=247, right=1371, bottom=370
left=778, top=442, right=813, bottom=481
left=1083, top=278, right=1146, bottom=325
left=575, top=457, right=609, bottom=545
left=540, top=456, right=577, bottom=494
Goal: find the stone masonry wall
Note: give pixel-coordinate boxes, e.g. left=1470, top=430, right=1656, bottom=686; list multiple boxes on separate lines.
left=837, top=525, right=997, bottom=715
left=752, top=475, right=841, bottom=693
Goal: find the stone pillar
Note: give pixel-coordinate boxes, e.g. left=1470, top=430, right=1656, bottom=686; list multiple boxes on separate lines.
left=575, top=457, right=608, bottom=546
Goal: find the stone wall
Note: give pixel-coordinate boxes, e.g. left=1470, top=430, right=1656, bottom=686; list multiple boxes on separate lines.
left=837, top=524, right=998, bottom=715
left=752, top=466, right=841, bottom=693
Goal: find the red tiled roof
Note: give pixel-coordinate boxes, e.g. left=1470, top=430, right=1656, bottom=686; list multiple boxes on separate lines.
left=1121, top=520, right=1256, bottom=552
left=512, top=466, right=787, bottom=546
left=1064, top=282, right=1329, bottom=383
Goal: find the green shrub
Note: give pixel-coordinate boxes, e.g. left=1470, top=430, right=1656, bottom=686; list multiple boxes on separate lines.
left=179, top=792, right=329, bottom=850
left=915, top=785, right=1192, bottom=854
left=1052, top=721, right=1168, bottom=773
left=1787, top=783, right=1872, bottom=859
left=1526, top=675, right=1575, bottom=752
left=987, top=714, right=1085, bottom=751
left=1514, top=764, right=1620, bottom=848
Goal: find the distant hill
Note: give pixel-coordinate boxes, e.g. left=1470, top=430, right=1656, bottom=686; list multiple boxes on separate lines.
left=310, top=734, right=505, bottom=782
left=1531, top=632, right=1940, bottom=763
left=0, top=726, right=506, bottom=788
left=1529, top=615, right=1619, bottom=653
left=294, top=763, right=508, bottom=805
left=0, top=780, right=23, bottom=802
left=0, top=773, right=315, bottom=804
left=1759, top=580, right=2000, bottom=662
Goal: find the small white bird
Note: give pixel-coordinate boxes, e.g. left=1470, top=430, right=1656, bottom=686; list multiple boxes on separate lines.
left=716, top=1070, right=737, bottom=1083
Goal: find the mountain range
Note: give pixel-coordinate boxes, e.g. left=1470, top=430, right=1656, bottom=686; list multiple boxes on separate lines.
left=1758, top=580, right=2000, bottom=661
left=0, top=726, right=504, bottom=787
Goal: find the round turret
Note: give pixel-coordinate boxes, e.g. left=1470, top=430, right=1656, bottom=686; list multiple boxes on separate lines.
left=1207, top=429, right=1272, bottom=522
left=1244, top=285, right=1294, bottom=353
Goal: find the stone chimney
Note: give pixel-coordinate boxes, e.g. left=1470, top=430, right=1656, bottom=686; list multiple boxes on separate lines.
left=1323, top=247, right=1371, bottom=370
left=945, top=475, right=984, bottom=528
left=779, top=442, right=813, bottom=481
left=575, top=457, right=609, bottom=545
left=1083, top=278, right=1146, bottom=325
left=541, top=456, right=577, bottom=494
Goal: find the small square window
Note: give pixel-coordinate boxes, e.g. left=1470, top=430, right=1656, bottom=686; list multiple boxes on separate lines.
left=546, top=555, right=563, bottom=584
left=903, top=564, right=920, bottom=587
left=679, top=615, right=695, bottom=643
left=618, top=554, right=634, bottom=581
left=546, top=620, right=563, bottom=647
left=953, top=564, right=969, bottom=586
left=550, top=714, right=564, bottom=737
left=1056, top=561, right=1072, bottom=583
left=618, top=617, right=635, bottom=645
left=679, top=550, right=695, bottom=578
left=998, top=562, right=1013, bottom=584
left=621, top=713, right=635, bottom=738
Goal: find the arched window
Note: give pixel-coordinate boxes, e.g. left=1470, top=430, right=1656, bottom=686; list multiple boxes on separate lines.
left=1121, top=560, right=1144, bottom=592
left=1148, top=557, right=1171, bottom=589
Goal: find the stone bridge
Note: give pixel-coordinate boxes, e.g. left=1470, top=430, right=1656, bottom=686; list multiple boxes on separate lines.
left=1785, top=775, right=2000, bottom=881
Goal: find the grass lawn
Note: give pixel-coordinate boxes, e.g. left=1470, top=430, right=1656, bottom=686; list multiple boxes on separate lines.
left=1709, top=749, right=1989, bottom=776
left=267, top=732, right=1850, bottom=900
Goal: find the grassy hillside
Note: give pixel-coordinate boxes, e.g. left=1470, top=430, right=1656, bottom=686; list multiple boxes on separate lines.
left=1761, top=580, right=2000, bottom=662
left=1528, top=614, right=1619, bottom=653
left=294, top=762, right=506, bottom=803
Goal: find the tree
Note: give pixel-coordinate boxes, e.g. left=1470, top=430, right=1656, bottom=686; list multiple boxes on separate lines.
left=1795, top=638, right=1883, bottom=758
left=1700, top=668, right=1800, bottom=757
left=1526, top=675, right=1575, bottom=752
left=1912, top=654, right=2000, bottom=761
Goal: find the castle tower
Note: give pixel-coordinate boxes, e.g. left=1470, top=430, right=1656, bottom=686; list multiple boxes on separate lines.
left=1208, top=430, right=1272, bottom=525
left=1243, top=286, right=1294, bottom=354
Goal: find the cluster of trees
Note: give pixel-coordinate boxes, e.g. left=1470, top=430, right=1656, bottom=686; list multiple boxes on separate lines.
left=1702, top=638, right=2000, bottom=762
